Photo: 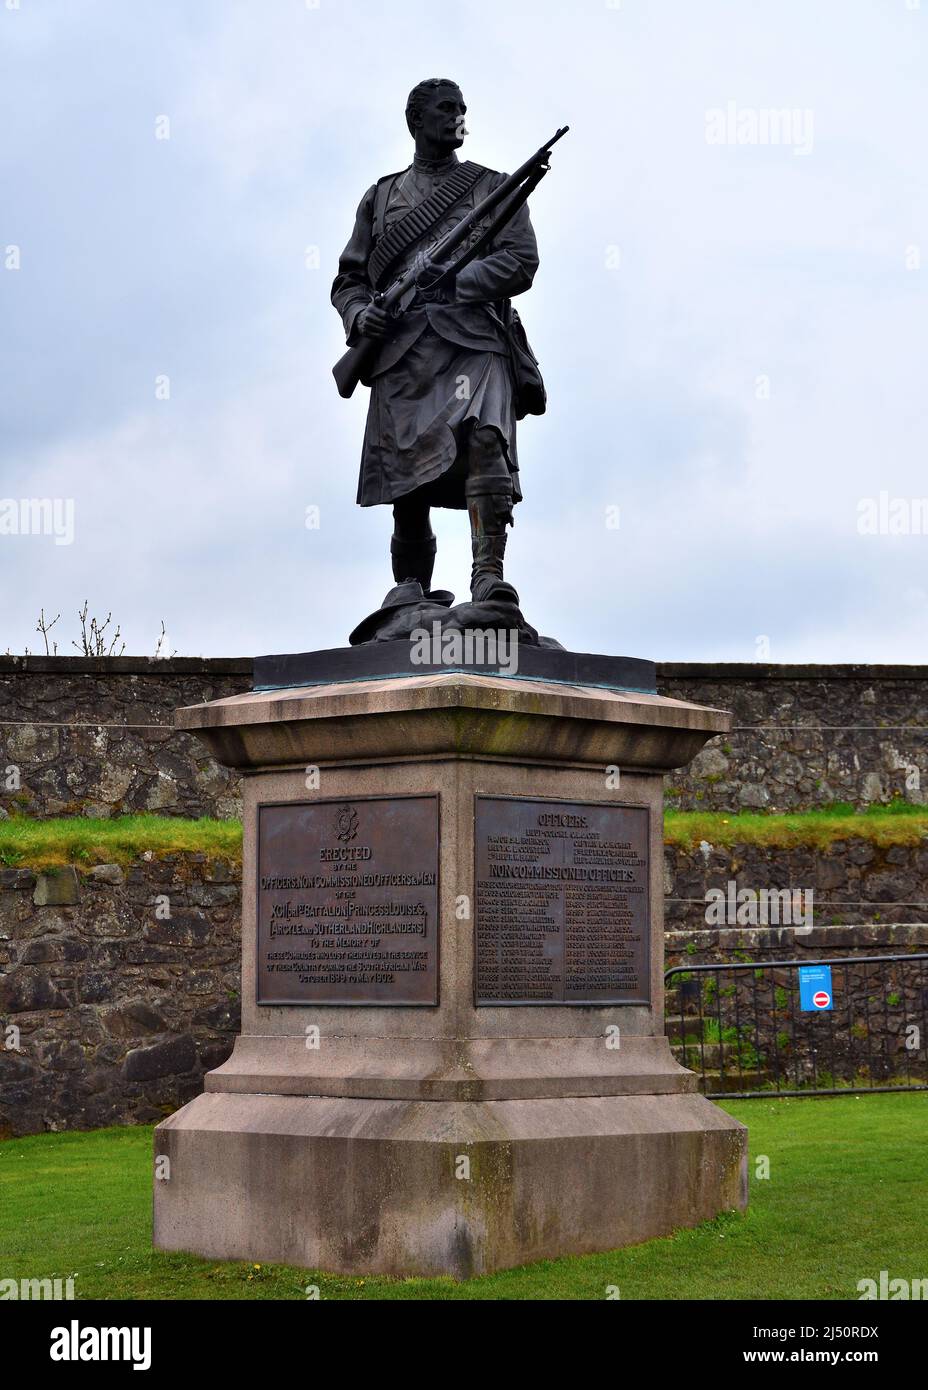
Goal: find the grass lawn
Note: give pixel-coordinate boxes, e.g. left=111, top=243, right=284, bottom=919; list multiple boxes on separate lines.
left=2, top=803, right=927, bottom=869
left=1, top=1094, right=925, bottom=1300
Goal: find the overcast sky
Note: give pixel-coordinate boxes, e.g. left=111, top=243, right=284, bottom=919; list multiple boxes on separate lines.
left=2, top=0, right=926, bottom=662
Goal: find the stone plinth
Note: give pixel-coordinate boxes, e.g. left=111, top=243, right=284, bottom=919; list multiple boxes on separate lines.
left=153, top=669, right=747, bottom=1277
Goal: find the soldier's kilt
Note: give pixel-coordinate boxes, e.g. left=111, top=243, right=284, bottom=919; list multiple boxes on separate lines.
left=357, top=328, right=521, bottom=508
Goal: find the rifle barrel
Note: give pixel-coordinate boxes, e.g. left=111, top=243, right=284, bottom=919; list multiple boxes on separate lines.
left=426, top=126, right=569, bottom=270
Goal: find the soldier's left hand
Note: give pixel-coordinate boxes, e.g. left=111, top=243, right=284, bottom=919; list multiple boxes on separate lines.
left=414, top=251, right=444, bottom=290
left=413, top=251, right=455, bottom=303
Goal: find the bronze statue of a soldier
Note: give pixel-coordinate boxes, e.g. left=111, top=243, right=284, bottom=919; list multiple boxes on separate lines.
left=332, top=80, right=563, bottom=643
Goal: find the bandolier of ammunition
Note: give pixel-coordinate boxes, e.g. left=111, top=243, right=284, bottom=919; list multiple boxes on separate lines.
left=368, top=160, right=486, bottom=289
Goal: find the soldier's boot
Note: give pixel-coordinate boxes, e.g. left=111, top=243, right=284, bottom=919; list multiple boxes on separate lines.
left=467, top=490, right=520, bottom=605
left=391, top=494, right=437, bottom=593
left=466, top=425, right=519, bottom=606
left=390, top=534, right=437, bottom=592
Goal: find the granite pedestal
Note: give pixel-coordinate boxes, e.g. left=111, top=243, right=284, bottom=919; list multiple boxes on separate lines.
left=153, top=661, right=747, bottom=1277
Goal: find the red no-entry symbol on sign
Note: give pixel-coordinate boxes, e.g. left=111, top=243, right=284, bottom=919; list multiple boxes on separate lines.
left=813, top=990, right=831, bottom=1009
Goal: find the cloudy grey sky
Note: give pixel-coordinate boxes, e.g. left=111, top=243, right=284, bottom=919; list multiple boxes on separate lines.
left=2, top=0, right=926, bottom=661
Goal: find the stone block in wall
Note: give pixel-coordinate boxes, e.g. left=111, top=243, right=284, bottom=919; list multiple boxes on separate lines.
left=123, top=1034, right=198, bottom=1082
left=88, top=864, right=125, bottom=886
left=0, top=968, right=70, bottom=1013
left=33, top=868, right=80, bottom=906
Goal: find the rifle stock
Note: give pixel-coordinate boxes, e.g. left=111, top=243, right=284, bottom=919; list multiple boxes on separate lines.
left=333, top=336, right=378, bottom=399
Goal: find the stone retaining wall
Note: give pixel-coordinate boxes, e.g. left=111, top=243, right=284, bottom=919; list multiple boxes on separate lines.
left=0, top=855, right=240, bottom=1137
left=664, top=838, right=928, bottom=929
left=3, top=847, right=926, bottom=1135
left=0, top=657, right=249, bottom=821
left=2, top=658, right=928, bottom=817
left=660, top=663, right=928, bottom=812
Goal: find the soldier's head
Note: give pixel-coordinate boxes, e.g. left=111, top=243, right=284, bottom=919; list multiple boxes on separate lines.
left=405, top=79, right=467, bottom=155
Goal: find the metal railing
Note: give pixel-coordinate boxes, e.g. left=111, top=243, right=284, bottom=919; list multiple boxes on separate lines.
left=664, top=954, right=928, bottom=1099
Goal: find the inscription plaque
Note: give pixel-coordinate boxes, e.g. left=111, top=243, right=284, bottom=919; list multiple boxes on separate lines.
left=474, top=796, right=650, bottom=1006
left=256, top=795, right=439, bottom=1006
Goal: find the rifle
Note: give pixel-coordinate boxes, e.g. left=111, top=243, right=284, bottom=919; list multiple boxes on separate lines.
left=332, top=126, right=569, bottom=399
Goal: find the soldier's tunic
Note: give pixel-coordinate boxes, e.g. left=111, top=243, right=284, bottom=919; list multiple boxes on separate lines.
left=331, top=152, right=539, bottom=510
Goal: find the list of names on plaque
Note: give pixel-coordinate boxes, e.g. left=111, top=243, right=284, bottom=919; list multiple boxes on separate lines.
left=474, top=796, right=650, bottom=1005
left=256, top=795, right=439, bottom=1006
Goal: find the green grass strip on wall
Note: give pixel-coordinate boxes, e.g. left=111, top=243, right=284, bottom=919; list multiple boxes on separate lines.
left=0, top=814, right=242, bottom=869
left=664, top=801, right=928, bottom=850
left=0, top=803, right=926, bottom=869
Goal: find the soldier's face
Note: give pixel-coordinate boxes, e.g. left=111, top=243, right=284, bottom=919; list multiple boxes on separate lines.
left=418, top=87, right=467, bottom=148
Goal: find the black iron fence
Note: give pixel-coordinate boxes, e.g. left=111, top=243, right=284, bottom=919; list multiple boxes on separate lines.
left=664, top=954, right=928, bottom=1098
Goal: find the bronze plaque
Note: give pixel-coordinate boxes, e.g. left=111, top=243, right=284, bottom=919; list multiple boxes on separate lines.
left=474, top=796, right=650, bottom=1006
left=256, top=796, right=439, bottom=1006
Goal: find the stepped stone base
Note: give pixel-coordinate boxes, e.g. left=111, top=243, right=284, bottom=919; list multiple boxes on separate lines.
left=155, top=1087, right=746, bottom=1278
left=154, top=664, right=748, bottom=1276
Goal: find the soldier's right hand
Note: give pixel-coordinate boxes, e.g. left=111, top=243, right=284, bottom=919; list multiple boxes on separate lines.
left=357, top=303, right=390, bottom=340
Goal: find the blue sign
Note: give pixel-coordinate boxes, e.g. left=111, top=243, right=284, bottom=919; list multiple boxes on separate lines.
left=799, top=965, right=833, bottom=1012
